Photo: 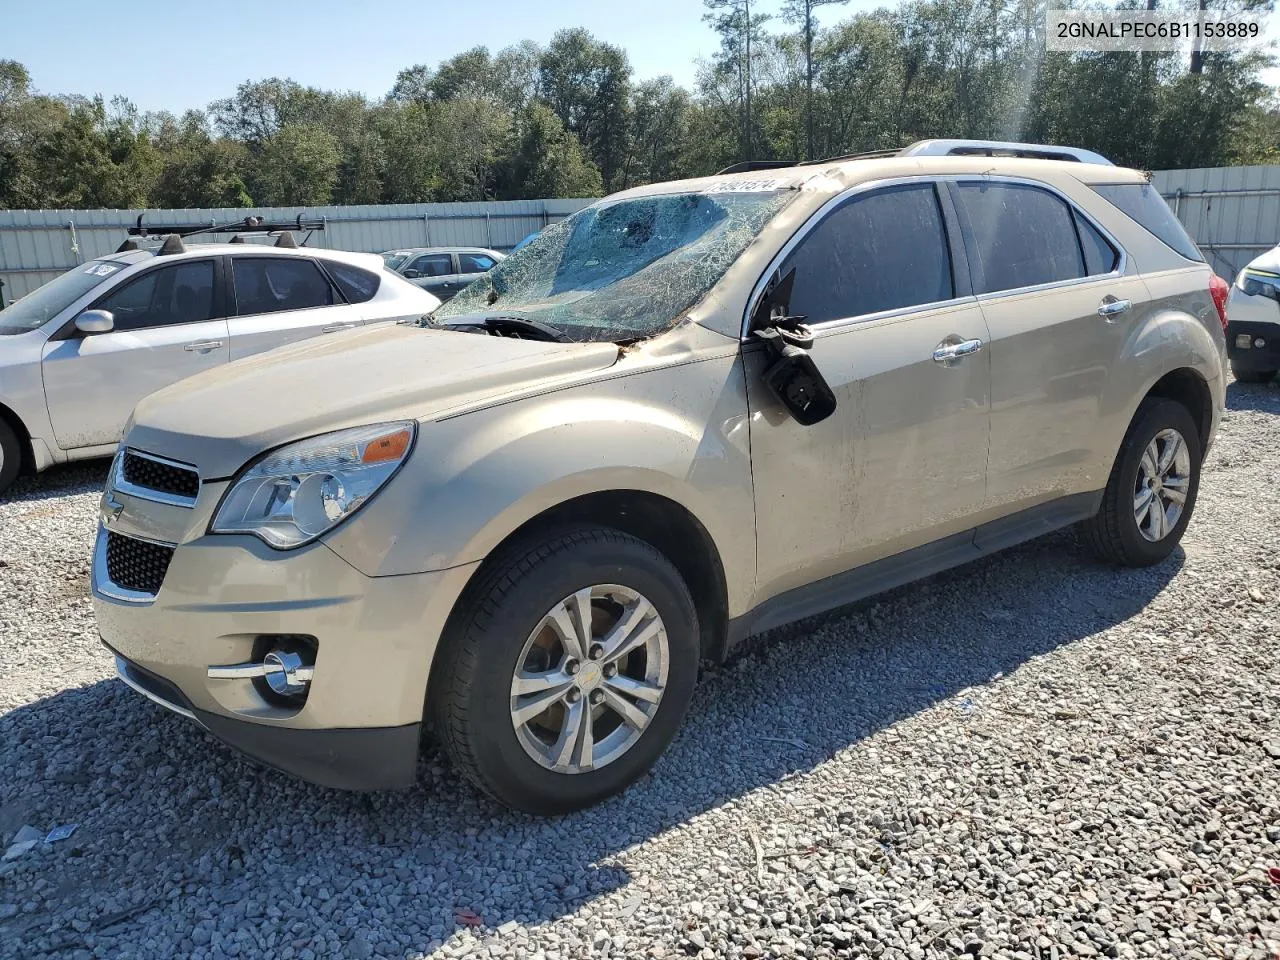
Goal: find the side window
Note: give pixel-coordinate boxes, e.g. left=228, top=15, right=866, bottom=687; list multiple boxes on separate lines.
left=955, top=183, right=1085, bottom=294
left=232, top=258, right=334, bottom=316
left=95, top=261, right=216, bottom=331
left=323, top=261, right=381, bottom=303
left=782, top=183, right=954, bottom=324
left=1075, top=211, right=1119, bottom=276
left=458, top=253, right=496, bottom=273
left=409, top=254, right=454, bottom=277
left=1091, top=182, right=1203, bottom=262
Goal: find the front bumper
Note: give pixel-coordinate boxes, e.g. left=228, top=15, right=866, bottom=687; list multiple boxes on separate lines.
left=1225, top=287, right=1280, bottom=370
left=92, top=523, right=479, bottom=790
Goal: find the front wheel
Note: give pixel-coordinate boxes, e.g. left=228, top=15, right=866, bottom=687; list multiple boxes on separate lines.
left=1231, top=363, right=1276, bottom=384
left=0, top=419, right=21, bottom=497
left=1078, top=398, right=1202, bottom=567
left=430, top=528, right=700, bottom=814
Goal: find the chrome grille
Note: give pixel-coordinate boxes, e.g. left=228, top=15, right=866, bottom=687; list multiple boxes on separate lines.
left=121, top=450, right=200, bottom=501
left=104, top=532, right=174, bottom=596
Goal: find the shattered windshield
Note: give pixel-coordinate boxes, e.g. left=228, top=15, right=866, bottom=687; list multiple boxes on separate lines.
left=432, top=189, right=795, bottom=342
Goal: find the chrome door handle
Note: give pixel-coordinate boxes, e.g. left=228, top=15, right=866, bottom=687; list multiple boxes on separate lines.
left=321, top=322, right=358, bottom=333
left=184, top=339, right=224, bottom=352
left=1097, top=297, right=1131, bottom=318
left=933, top=338, right=984, bottom=364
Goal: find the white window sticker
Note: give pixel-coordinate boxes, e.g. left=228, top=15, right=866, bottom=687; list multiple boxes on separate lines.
left=703, top=178, right=789, bottom=194
left=84, top=262, right=121, bottom=277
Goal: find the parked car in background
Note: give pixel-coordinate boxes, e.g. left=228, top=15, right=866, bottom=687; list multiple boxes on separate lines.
left=94, top=140, right=1224, bottom=814
left=380, top=247, right=505, bottom=302
left=1225, top=245, right=1280, bottom=382
left=0, top=237, right=438, bottom=495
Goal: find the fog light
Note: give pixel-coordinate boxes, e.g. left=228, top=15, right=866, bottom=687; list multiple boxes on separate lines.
left=1256, top=337, right=1267, bottom=348
left=1237, top=334, right=1253, bottom=348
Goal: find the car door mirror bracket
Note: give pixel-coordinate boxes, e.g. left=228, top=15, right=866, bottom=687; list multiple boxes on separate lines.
left=751, top=269, right=837, bottom=426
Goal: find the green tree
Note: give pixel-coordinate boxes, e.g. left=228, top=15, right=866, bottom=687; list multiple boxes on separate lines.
left=254, top=124, right=341, bottom=205
left=497, top=102, right=603, bottom=199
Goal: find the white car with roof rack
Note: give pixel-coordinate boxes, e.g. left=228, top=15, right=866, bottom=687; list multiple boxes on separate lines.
left=0, top=222, right=439, bottom=495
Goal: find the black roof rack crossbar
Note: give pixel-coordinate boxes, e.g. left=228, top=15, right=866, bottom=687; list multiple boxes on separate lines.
left=128, top=214, right=327, bottom=240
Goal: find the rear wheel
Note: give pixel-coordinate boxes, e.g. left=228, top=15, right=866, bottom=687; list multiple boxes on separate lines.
left=0, top=420, right=21, bottom=497
left=1230, top=363, right=1276, bottom=384
left=430, top=527, right=699, bottom=814
left=1078, top=398, right=1202, bottom=567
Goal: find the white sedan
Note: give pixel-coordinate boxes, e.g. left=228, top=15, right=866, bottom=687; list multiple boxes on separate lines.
left=0, top=241, right=439, bottom=494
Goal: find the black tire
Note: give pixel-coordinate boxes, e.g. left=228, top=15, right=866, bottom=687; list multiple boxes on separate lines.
left=1231, top=363, right=1276, bottom=384
left=1078, top=398, right=1202, bottom=567
left=0, top=419, right=21, bottom=497
left=430, top=527, right=700, bottom=814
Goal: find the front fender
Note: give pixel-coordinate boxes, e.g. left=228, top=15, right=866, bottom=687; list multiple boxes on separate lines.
left=322, top=353, right=756, bottom=613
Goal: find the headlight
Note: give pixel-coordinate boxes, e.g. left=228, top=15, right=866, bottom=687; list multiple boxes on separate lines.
left=211, top=421, right=415, bottom=549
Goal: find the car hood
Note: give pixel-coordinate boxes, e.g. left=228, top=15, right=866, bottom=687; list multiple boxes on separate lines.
left=1245, top=245, right=1280, bottom=276
left=126, top=323, right=621, bottom=478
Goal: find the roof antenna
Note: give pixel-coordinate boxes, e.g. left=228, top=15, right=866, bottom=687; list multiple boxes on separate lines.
left=115, top=238, right=139, bottom=252
left=274, top=231, right=297, bottom=248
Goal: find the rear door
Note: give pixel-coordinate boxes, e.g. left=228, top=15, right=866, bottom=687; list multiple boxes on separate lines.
left=41, top=258, right=228, bottom=449
left=952, top=179, right=1149, bottom=518
left=747, top=180, right=992, bottom=600
left=225, top=255, right=361, bottom=360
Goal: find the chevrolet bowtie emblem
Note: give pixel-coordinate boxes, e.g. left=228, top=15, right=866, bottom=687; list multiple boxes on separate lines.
left=102, top=494, right=124, bottom=526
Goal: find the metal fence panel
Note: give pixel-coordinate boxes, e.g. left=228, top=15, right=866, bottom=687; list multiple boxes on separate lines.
left=0, top=198, right=593, bottom=301
left=1152, top=165, right=1280, bottom=279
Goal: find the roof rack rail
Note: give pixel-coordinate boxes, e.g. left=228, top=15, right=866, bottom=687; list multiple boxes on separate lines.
left=127, top=213, right=327, bottom=242
left=715, top=160, right=799, bottom=175
left=901, top=139, right=1113, bottom=166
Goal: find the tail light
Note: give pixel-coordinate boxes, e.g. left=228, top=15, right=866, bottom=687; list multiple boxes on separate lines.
left=1209, top=274, right=1230, bottom=332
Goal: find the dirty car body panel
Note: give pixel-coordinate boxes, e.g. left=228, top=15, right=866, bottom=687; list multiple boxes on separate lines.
left=93, top=148, right=1225, bottom=801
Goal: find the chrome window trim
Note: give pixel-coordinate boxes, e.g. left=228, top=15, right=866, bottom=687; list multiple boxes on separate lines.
left=740, top=173, right=1130, bottom=340
left=113, top=448, right=200, bottom=508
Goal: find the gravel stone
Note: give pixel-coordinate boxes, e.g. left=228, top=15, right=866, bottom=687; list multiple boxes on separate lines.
left=1, top=380, right=1279, bottom=960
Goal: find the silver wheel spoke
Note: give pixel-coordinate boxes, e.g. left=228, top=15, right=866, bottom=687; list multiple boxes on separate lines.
left=546, top=594, right=590, bottom=663
left=605, top=674, right=664, bottom=703
left=1140, top=444, right=1159, bottom=483
left=550, top=698, right=587, bottom=770
left=1134, top=486, right=1154, bottom=514
left=513, top=670, right=572, bottom=696
left=602, top=686, right=650, bottom=729
left=1149, top=500, right=1167, bottom=540
left=512, top=686, right=570, bottom=726
left=603, top=613, right=661, bottom=666
left=1157, top=433, right=1182, bottom=475
left=1162, top=481, right=1188, bottom=505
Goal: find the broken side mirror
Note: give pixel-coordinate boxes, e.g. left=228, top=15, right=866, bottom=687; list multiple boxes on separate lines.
left=752, top=269, right=837, bottom=426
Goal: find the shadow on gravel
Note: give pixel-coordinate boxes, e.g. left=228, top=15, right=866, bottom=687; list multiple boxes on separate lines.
left=0, top=460, right=110, bottom=506
left=1225, top=379, right=1280, bottom=413
left=0, top=532, right=1183, bottom=956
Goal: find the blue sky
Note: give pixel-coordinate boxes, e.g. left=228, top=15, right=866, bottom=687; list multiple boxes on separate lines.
left=6, top=0, right=1276, bottom=113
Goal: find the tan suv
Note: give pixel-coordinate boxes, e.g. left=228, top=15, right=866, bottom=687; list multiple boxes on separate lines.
left=91, top=140, right=1227, bottom=813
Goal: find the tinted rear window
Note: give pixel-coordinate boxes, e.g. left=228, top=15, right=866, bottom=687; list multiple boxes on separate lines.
left=324, top=261, right=381, bottom=303
left=1092, top=182, right=1203, bottom=262
left=955, top=182, right=1085, bottom=294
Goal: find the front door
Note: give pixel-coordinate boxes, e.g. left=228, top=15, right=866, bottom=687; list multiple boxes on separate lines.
left=746, top=181, right=993, bottom=603
left=41, top=258, right=228, bottom=449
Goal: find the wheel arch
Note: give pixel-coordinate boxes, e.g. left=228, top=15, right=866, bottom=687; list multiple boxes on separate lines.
left=0, top=399, right=34, bottom=475
left=1140, top=367, right=1215, bottom=455
left=438, top=488, right=732, bottom=668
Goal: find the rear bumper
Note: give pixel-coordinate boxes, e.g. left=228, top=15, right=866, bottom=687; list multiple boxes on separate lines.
left=109, top=646, right=420, bottom=790
left=1226, top=319, right=1280, bottom=371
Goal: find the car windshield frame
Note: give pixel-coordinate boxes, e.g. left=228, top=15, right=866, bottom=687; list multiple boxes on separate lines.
left=0, top=260, right=130, bottom=335
left=381, top=251, right=414, bottom=272
left=432, top=188, right=797, bottom=343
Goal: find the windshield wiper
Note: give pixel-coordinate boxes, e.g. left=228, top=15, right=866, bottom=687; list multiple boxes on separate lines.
left=419, top=312, right=573, bottom=343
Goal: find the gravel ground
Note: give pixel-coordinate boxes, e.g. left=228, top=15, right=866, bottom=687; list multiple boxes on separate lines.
left=1, top=380, right=1277, bottom=960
